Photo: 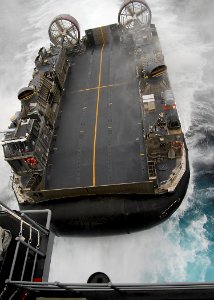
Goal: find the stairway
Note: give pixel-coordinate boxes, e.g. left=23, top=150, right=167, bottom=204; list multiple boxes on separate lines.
left=25, top=174, right=40, bottom=190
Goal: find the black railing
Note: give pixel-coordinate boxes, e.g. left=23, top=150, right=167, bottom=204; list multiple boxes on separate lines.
left=1, top=202, right=214, bottom=299
left=0, top=202, right=53, bottom=299
left=5, top=281, right=214, bottom=299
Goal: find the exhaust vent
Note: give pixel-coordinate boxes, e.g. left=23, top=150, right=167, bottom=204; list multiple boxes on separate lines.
left=18, top=87, right=35, bottom=102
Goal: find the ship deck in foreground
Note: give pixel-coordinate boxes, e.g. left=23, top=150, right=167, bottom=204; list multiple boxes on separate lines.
left=2, top=202, right=214, bottom=300
left=2, top=0, right=189, bottom=235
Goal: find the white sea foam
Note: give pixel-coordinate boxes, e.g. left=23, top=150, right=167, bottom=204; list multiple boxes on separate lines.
left=0, top=0, right=213, bottom=283
left=49, top=213, right=210, bottom=283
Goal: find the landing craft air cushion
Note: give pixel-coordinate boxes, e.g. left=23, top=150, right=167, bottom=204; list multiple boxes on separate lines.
left=2, top=0, right=190, bottom=235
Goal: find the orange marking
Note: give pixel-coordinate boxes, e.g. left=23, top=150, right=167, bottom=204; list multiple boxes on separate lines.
left=71, top=82, right=128, bottom=94
left=92, top=27, right=105, bottom=186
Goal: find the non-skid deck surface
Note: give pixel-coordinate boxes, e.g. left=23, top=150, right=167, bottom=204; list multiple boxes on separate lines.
left=46, top=35, right=148, bottom=189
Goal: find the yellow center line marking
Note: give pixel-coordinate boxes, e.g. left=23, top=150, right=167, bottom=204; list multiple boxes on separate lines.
left=92, top=27, right=105, bottom=187
left=71, top=82, right=128, bottom=94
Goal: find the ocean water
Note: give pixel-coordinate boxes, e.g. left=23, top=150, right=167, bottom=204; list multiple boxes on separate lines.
left=0, top=0, right=213, bottom=283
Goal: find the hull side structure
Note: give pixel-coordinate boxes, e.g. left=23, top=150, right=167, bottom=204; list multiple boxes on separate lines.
left=19, top=146, right=189, bottom=235
left=2, top=0, right=190, bottom=235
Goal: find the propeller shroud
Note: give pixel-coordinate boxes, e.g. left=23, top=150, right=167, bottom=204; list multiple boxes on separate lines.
left=118, top=0, right=152, bottom=29
left=48, top=14, right=80, bottom=48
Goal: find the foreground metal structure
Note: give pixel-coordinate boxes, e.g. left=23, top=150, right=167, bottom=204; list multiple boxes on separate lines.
left=0, top=201, right=213, bottom=299
left=0, top=202, right=54, bottom=299
left=2, top=0, right=189, bottom=235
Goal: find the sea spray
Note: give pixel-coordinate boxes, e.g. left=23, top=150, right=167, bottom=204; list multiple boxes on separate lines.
left=0, top=0, right=213, bottom=283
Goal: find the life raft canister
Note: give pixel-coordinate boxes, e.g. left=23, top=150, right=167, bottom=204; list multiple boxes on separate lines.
left=171, top=141, right=183, bottom=150
left=24, top=157, right=38, bottom=167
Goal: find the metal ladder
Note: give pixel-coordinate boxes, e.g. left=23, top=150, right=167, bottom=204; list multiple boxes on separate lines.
left=148, top=161, right=157, bottom=180
left=25, top=174, right=40, bottom=190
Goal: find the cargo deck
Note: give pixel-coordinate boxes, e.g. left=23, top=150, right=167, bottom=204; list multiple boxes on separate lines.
left=46, top=37, right=149, bottom=189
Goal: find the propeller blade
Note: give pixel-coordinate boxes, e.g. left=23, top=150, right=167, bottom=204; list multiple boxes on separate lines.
left=55, top=20, right=64, bottom=32
left=136, top=7, right=147, bottom=17
left=65, top=35, right=74, bottom=46
left=124, top=18, right=134, bottom=27
left=127, top=6, right=134, bottom=17
left=55, top=33, right=63, bottom=39
left=67, top=30, right=76, bottom=41
left=132, top=2, right=135, bottom=14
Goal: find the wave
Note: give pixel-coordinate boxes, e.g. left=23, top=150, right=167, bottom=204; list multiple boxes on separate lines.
left=0, top=0, right=213, bottom=284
